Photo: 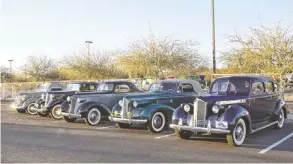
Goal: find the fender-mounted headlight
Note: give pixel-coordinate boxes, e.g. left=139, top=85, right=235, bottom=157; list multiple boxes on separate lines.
left=67, top=96, right=71, bottom=102
left=212, top=105, right=219, bottom=113
left=184, top=104, right=190, bottom=112
left=119, top=100, right=123, bottom=107
left=41, top=94, right=45, bottom=99
left=49, top=94, right=54, bottom=100
left=133, top=101, right=138, bottom=108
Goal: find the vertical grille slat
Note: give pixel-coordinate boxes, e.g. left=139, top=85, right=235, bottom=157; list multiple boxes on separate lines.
left=70, top=97, right=77, bottom=114
left=45, top=93, right=49, bottom=106
left=121, top=98, right=129, bottom=118
left=193, top=99, right=207, bottom=127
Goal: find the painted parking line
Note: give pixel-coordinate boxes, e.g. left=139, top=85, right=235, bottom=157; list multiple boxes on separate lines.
left=155, top=133, right=175, bottom=139
left=94, top=126, right=114, bottom=130
left=258, top=132, right=293, bottom=154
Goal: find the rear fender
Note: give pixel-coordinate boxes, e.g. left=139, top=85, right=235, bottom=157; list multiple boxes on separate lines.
left=221, top=105, right=252, bottom=133
left=274, top=99, right=288, bottom=119
left=78, top=101, right=111, bottom=117
left=140, top=104, right=175, bottom=122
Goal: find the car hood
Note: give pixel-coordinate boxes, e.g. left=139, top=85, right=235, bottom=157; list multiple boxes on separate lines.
left=47, top=90, right=76, bottom=95
left=123, top=92, right=172, bottom=101
left=197, top=94, right=248, bottom=102
left=18, top=90, right=43, bottom=96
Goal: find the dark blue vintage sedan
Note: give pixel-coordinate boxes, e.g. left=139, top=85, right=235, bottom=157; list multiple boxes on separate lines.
left=170, top=75, right=288, bottom=147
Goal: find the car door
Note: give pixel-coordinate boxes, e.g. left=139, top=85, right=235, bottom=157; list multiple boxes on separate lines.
left=172, top=83, right=197, bottom=108
left=265, top=80, right=278, bottom=119
left=248, top=81, right=267, bottom=124
left=103, top=84, right=133, bottom=109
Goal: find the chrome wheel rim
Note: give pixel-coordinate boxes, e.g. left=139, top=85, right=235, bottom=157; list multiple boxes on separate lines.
left=28, top=103, right=37, bottom=115
left=278, top=110, right=284, bottom=127
left=151, top=112, right=165, bottom=132
left=52, top=105, right=63, bottom=119
left=235, top=125, right=244, bottom=141
left=88, top=108, right=101, bottom=125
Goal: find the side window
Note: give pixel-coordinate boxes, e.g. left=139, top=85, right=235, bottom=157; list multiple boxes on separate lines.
left=252, top=82, right=265, bottom=95
left=177, top=83, right=195, bottom=93
left=114, top=84, right=130, bottom=93
left=266, top=81, right=274, bottom=94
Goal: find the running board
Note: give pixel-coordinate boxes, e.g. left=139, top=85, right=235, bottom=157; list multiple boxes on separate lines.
left=251, top=121, right=278, bottom=134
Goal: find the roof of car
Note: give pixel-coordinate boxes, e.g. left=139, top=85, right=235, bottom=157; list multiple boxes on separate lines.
left=215, top=75, right=274, bottom=81
left=69, top=81, right=98, bottom=84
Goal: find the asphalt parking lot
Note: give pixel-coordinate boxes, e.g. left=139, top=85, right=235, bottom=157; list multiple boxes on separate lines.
left=1, top=101, right=293, bottom=163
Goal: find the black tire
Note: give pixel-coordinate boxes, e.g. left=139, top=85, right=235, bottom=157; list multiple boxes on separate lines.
left=274, top=109, right=285, bottom=129
left=27, top=103, right=37, bottom=115
left=64, top=116, right=76, bottom=123
left=16, top=108, right=26, bottom=113
left=147, top=111, right=167, bottom=133
left=175, top=129, right=193, bottom=139
left=85, top=108, right=102, bottom=126
left=37, top=110, right=50, bottom=117
left=227, top=118, right=246, bottom=147
left=50, top=104, right=63, bottom=120
left=116, top=123, right=131, bottom=129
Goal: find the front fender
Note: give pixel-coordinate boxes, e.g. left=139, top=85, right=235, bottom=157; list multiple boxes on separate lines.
left=61, top=101, right=70, bottom=113
left=140, top=104, right=175, bottom=122
left=78, top=101, right=111, bottom=117
left=171, top=103, right=193, bottom=124
left=221, top=105, right=252, bottom=133
left=23, top=97, right=39, bottom=108
left=274, top=99, right=288, bottom=119
left=47, top=99, right=65, bottom=111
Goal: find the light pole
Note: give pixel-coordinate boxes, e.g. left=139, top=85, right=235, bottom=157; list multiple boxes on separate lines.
left=8, top=60, right=13, bottom=74
left=211, top=0, right=216, bottom=74
left=85, top=41, right=93, bottom=55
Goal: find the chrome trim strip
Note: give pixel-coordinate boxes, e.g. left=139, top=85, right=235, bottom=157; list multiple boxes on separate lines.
left=170, top=124, right=230, bottom=134
left=251, top=121, right=278, bottom=133
left=112, top=117, right=147, bottom=124
left=60, top=112, right=81, bottom=118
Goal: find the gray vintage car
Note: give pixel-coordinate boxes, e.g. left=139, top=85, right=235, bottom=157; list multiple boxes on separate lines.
left=11, top=82, right=66, bottom=114
left=60, top=80, right=144, bottom=125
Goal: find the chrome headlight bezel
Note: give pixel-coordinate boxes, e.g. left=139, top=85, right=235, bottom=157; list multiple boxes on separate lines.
left=41, top=94, right=45, bottom=100
left=19, top=95, right=27, bottom=101
left=212, top=105, right=219, bottom=113
left=184, top=104, right=190, bottom=112
left=66, top=96, right=71, bottom=102
left=118, top=100, right=123, bottom=107
left=133, top=101, right=138, bottom=108
left=49, top=94, right=54, bottom=100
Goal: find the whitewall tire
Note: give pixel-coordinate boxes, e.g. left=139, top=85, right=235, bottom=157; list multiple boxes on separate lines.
left=147, top=112, right=166, bottom=133
left=27, top=103, right=37, bottom=115
left=85, top=108, right=101, bottom=126
left=51, top=104, right=63, bottom=120
left=227, top=118, right=246, bottom=147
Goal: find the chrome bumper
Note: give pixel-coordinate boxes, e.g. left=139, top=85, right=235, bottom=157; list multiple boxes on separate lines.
left=109, top=116, right=147, bottom=124
left=169, top=124, right=230, bottom=134
left=37, top=106, right=48, bottom=113
left=60, top=112, right=81, bottom=118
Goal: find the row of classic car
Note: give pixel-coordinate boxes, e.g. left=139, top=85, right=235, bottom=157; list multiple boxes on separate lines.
left=11, top=75, right=289, bottom=147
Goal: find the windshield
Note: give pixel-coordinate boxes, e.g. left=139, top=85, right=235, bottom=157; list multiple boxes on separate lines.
left=148, top=83, right=177, bottom=92
left=97, top=83, right=114, bottom=92
left=66, top=84, right=80, bottom=91
left=211, top=78, right=250, bottom=95
left=36, top=84, right=49, bottom=91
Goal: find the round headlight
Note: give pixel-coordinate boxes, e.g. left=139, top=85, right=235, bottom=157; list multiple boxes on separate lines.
left=133, top=101, right=138, bottom=108
left=67, top=97, right=71, bottom=102
left=212, top=105, right=219, bottom=113
left=184, top=104, right=190, bottom=112
left=49, top=94, right=54, bottom=99
left=41, top=94, right=45, bottom=99
left=119, top=100, right=123, bottom=107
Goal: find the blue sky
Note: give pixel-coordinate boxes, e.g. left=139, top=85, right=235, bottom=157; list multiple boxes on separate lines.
left=1, top=0, right=293, bottom=70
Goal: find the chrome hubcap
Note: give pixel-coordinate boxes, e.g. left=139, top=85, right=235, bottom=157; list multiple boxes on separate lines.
left=235, top=125, right=244, bottom=141
left=53, top=107, right=62, bottom=118
left=153, top=115, right=163, bottom=128
left=89, top=112, right=98, bottom=121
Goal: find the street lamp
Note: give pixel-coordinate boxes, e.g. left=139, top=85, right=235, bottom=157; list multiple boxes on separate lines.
left=211, top=0, right=216, bottom=74
left=8, top=60, right=13, bottom=74
left=85, top=41, right=93, bottom=55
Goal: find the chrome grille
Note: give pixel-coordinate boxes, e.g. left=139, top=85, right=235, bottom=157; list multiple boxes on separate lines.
left=45, top=93, right=49, bottom=106
left=193, top=98, right=207, bottom=127
left=70, top=97, right=77, bottom=114
left=121, top=98, right=129, bottom=118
